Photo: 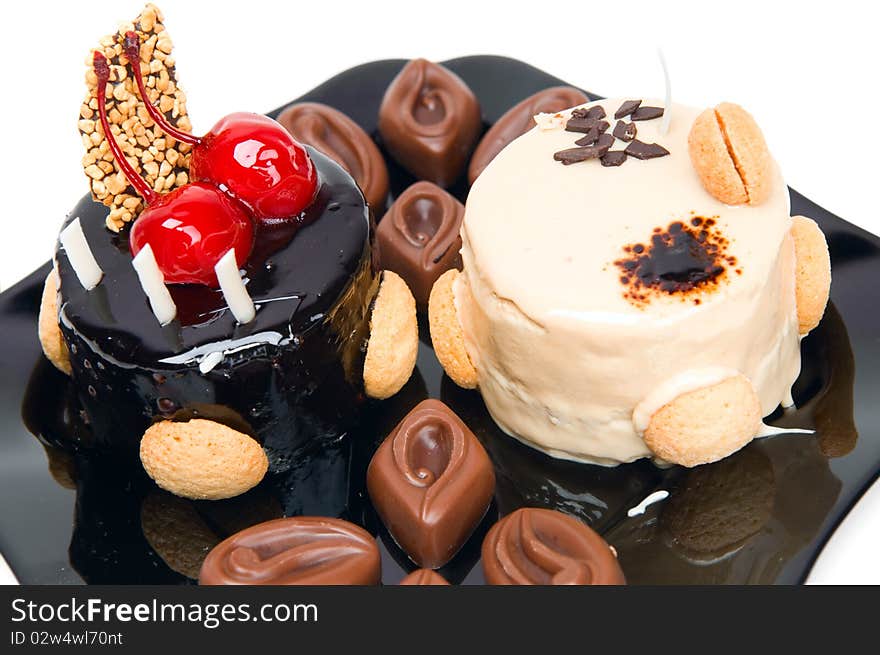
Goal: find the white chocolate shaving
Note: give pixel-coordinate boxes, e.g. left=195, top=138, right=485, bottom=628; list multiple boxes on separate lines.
left=198, top=351, right=224, bottom=374
left=757, top=423, right=814, bottom=438
left=158, top=332, right=286, bottom=366
left=131, top=244, right=177, bottom=326
left=215, top=249, right=255, bottom=324
left=59, top=218, right=103, bottom=290
left=658, top=48, right=672, bottom=135
left=627, top=490, right=669, bottom=517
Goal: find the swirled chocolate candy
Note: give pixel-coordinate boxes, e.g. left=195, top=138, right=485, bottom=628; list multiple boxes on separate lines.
left=199, top=517, right=381, bottom=585
left=277, top=102, right=389, bottom=215
left=366, top=399, right=495, bottom=569
left=375, top=181, right=464, bottom=307
left=378, top=59, right=481, bottom=187
left=468, top=86, right=588, bottom=184
left=482, top=508, right=625, bottom=585
left=399, top=568, right=450, bottom=585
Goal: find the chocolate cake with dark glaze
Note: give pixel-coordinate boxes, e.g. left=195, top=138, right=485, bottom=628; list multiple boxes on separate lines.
left=55, top=147, right=376, bottom=471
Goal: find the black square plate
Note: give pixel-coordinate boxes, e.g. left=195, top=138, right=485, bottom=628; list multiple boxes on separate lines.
left=2, top=57, right=879, bottom=584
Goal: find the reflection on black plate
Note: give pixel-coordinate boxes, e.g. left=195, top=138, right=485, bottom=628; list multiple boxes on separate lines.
left=1, top=57, right=878, bottom=584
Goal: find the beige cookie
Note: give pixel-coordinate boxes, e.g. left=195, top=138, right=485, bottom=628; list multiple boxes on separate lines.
left=428, top=269, right=478, bottom=389
left=688, top=102, right=772, bottom=205
left=791, top=215, right=830, bottom=335
left=643, top=374, right=761, bottom=467
left=140, top=419, right=268, bottom=500
left=363, top=271, right=418, bottom=399
left=38, top=269, right=71, bottom=375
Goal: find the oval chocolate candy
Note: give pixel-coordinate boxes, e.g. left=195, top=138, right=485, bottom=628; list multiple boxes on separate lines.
left=482, top=507, right=625, bottom=585
left=277, top=102, right=389, bottom=215
left=366, top=399, right=495, bottom=569
left=198, top=516, right=381, bottom=585
left=378, top=59, right=482, bottom=188
left=375, top=181, right=464, bottom=307
left=468, top=86, right=589, bottom=184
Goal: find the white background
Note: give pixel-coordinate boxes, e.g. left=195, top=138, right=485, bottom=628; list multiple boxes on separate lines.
left=0, top=0, right=877, bottom=582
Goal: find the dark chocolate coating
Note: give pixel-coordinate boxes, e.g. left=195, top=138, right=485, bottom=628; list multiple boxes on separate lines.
left=367, top=399, right=494, bottom=569
left=378, top=59, right=481, bottom=188
left=55, top=148, right=376, bottom=469
left=199, top=516, right=381, bottom=585
left=277, top=102, right=390, bottom=216
left=468, top=86, right=588, bottom=184
left=399, top=568, right=450, bottom=585
left=375, top=181, right=463, bottom=307
left=482, top=508, right=626, bottom=585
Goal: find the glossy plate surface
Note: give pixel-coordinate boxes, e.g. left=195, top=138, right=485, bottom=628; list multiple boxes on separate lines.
left=1, top=56, right=879, bottom=584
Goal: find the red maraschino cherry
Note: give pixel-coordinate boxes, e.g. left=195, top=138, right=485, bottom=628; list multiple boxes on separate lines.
left=93, top=51, right=254, bottom=287
left=123, top=32, right=318, bottom=222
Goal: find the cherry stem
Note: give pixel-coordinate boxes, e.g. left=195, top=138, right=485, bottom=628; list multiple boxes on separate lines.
left=123, top=31, right=200, bottom=146
left=93, top=52, right=158, bottom=204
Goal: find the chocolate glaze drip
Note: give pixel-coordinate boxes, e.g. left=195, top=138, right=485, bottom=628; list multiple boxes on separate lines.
left=55, top=149, right=376, bottom=466
left=482, top=508, right=625, bottom=585
left=367, top=399, right=495, bottom=569
left=277, top=103, right=389, bottom=216
left=199, top=517, right=380, bottom=585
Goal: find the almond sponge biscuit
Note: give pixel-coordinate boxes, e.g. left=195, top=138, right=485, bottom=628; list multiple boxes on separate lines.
left=688, top=102, right=772, bottom=205
left=643, top=374, right=762, bottom=468
left=791, top=215, right=831, bottom=335
left=428, top=269, right=478, bottom=389
left=363, top=271, right=418, bottom=400
left=38, top=269, right=71, bottom=376
left=139, top=419, right=268, bottom=500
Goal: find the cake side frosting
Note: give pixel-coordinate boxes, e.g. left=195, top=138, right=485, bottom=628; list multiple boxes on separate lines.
left=455, top=99, right=802, bottom=465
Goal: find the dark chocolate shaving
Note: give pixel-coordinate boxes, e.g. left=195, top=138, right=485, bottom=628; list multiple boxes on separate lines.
left=574, top=127, right=599, bottom=146
left=600, top=151, right=627, bottom=167
left=570, top=106, right=604, bottom=120
left=596, top=133, right=614, bottom=149
left=624, top=140, right=670, bottom=160
left=585, top=106, right=606, bottom=120
left=631, top=106, right=664, bottom=121
left=612, top=120, right=637, bottom=142
left=556, top=102, right=667, bottom=166
left=614, top=99, right=641, bottom=119
left=565, top=117, right=608, bottom=134
left=554, top=147, right=598, bottom=165
left=554, top=138, right=613, bottom=164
